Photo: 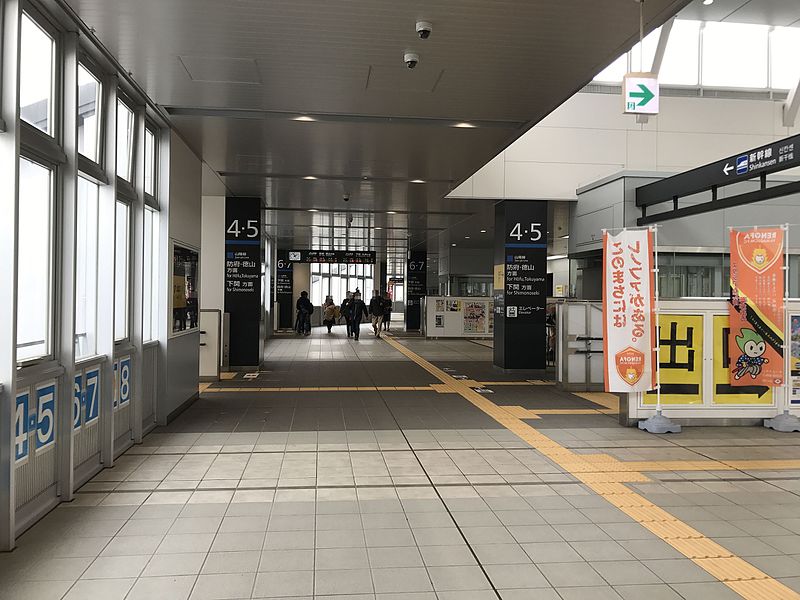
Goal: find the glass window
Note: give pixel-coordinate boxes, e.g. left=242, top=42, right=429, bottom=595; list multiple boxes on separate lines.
left=172, top=245, right=199, bottom=333
left=78, top=65, right=101, bottom=162
left=144, top=127, right=156, bottom=196
left=702, top=22, right=769, bottom=89
left=770, top=27, right=800, bottom=90
left=116, top=101, right=135, bottom=182
left=143, top=208, right=160, bottom=341
left=114, top=201, right=130, bottom=340
left=17, top=158, right=54, bottom=362
left=75, top=177, right=100, bottom=359
left=20, top=13, right=55, bottom=135
left=659, top=20, right=701, bottom=86
left=593, top=54, right=627, bottom=83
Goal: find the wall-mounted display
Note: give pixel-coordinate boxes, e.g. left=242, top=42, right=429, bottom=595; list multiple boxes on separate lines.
left=172, top=245, right=199, bottom=334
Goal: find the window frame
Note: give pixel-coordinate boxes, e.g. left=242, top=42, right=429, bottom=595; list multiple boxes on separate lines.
left=16, top=154, right=57, bottom=366
left=76, top=55, right=105, bottom=174
left=143, top=121, right=158, bottom=205
left=115, top=93, right=137, bottom=191
left=74, top=175, right=101, bottom=360
left=113, top=198, right=132, bottom=343
left=19, top=4, right=59, bottom=140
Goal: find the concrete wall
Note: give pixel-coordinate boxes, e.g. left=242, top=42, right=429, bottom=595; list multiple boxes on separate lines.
left=449, top=93, right=800, bottom=202
left=200, top=196, right=225, bottom=313
left=161, top=131, right=202, bottom=422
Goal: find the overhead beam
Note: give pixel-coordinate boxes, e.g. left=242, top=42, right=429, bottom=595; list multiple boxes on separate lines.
left=784, top=76, right=800, bottom=128
left=637, top=180, right=800, bottom=226
left=650, top=17, right=675, bottom=75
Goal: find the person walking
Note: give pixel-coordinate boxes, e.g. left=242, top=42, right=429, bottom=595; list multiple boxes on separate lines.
left=296, top=291, right=313, bottom=336
left=341, top=292, right=353, bottom=337
left=369, top=290, right=385, bottom=338
left=322, top=297, right=338, bottom=334
left=382, top=291, right=392, bottom=331
left=348, top=291, right=369, bottom=340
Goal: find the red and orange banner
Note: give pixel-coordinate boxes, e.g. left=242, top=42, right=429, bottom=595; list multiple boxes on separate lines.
left=728, top=227, right=784, bottom=387
left=603, top=229, right=657, bottom=393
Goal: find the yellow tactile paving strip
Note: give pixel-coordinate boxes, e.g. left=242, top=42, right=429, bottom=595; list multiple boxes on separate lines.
left=379, top=333, right=800, bottom=600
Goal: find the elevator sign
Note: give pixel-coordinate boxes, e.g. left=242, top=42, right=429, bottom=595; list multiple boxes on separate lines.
left=623, top=73, right=659, bottom=115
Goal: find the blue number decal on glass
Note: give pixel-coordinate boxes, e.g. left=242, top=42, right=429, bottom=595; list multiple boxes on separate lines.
left=84, top=368, right=100, bottom=424
left=112, top=361, right=119, bottom=409
left=36, top=383, right=57, bottom=450
left=15, top=391, right=30, bottom=463
left=119, top=357, right=131, bottom=406
left=73, top=373, right=83, bottom=431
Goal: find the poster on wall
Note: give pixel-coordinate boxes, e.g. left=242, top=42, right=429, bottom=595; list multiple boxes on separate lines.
left=602, top=228, right=656, bottom=393
left=713, top=315, right=772, bottom=405
left=791, top=315, right=800, bottom=404
left=447, top=300, right=462, bottom=312
left=435, top=299, right=445, bottom=313
left=643, top=314, right=703, bottom=405
left=435, top=315, right=444, bottom=328
left=728, top=228, right=784, bottom=387
left=464, top=302, right=487, bottom=334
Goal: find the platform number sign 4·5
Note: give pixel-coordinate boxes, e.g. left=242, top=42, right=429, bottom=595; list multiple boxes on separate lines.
left=36, top=382, right=57, bottom=451
left=226, top=218, right=259, bottom=239
left=15, top=390, right=30, bottom=463
left=508, top=222, right=543, bottom=243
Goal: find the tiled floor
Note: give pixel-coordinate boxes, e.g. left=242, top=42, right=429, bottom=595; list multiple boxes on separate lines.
left=3, top=328, right=800, bottom=599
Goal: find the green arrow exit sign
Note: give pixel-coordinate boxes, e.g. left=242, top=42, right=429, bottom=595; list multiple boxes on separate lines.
left=623, top=73, right=659, bottom=115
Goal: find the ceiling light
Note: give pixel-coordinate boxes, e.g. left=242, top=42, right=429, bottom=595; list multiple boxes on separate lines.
left=410, top=179, right=426, bottom=184
left=559, top=234, right=570, bottom=239
left=293, top=115, right=316, bottom=122
left=702, top=0, right=713, bottom=5
left=375, top=227, right=382, bottom=230
left=307, top=209, right=318, bottom=212
left=547, top=254, right=568, bottom=261
left=453, top=122, right=476, bottom=128
left=452, top=243, right=457, bottom=247
left=480, top=229, right=487, bottom=233
left=387, top=211, right=397, bottom=215
left=465, top=236, right=470, bottom=239
left=303, top=176, right=317, bottom=180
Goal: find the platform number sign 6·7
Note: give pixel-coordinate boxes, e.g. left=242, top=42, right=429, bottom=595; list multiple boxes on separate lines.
left=14, top=391, right=30, bottom=463
left=73, top=374, right=83, bottom=431
left=36, top=383, right=57, bottom=450
left=408, top=260, right=425, bottom=271
left=226, top=219, right=259, bottom=239
left=84, top=369, right=100, bottom=424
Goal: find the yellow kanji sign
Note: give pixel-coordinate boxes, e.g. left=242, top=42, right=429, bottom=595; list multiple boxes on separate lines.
left=644, top=314, right=703, bottom=405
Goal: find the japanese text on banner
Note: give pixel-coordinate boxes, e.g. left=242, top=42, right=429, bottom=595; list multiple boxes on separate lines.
left=603, top=229, right=656, bottom=393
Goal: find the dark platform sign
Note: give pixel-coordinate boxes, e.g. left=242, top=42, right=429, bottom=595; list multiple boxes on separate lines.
left=405, top=251, right=427, bottom=331
left=225, top=197, right=262, bottom=367
left=288, top=250, right=376, bottom=264
left=637, top=134, right=799, bottom=208
left=276, top=250, right=294, bottom=330
left=494, top=200, right=548, bottom=370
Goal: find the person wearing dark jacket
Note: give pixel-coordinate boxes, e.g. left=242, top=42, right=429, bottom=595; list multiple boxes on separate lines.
left=369, top=290, right=385, bottom=338
left=382, top=291, right=392, bottom=331
left=341, top=292, right=354, bottom=337
left=296, top=291, right=313, bottom=336
left=347, top=291, right=369, bottom=340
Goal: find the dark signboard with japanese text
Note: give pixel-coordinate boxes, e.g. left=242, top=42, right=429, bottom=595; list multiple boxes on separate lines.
left=276, top=250, right=294, bottom=330
left=225, top=197, right=261, bottom=367
left=494, top=200, right=548, bottom=370
left=405, top=251, right=427, bottom=331
left=288, top=250, right=376, bottom=264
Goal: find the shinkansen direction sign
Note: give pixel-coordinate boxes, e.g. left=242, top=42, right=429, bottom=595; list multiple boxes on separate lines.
left=637, top=134, right=800, bottom=211
left=636, top=134, right=800, bottom=226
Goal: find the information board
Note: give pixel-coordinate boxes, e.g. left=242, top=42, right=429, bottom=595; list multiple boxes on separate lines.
left=406, top=251, right=427, bottom=331
left=493, top=200, right=548, bottom=369
left=276, top=250, right=294, bottom=329
left=225, top=197, right=262, bottom=366
left=288, top=250, right=375, bottom=264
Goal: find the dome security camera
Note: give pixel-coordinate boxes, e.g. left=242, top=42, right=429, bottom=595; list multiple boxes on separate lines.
left=404, top=52, right=419, bottom=69
left=416, top=21, right=432, bottom=39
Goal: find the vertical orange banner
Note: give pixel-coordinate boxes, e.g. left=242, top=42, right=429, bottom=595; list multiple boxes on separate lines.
left=728, top=228, right=784, bottom=387
left=603, top=229, right=657, bottom=393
